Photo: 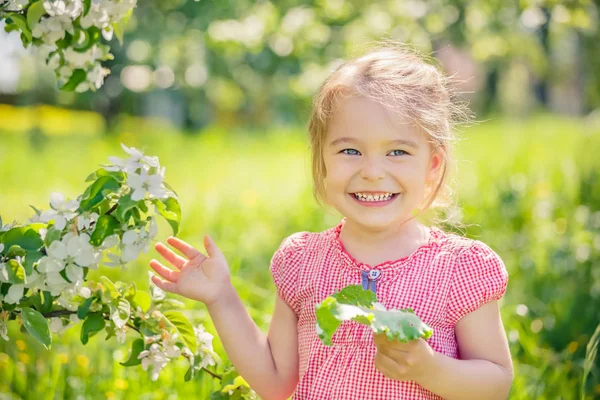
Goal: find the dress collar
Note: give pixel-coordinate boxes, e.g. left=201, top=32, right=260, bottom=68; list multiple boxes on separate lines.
left=331, top=217, right=443, bottom=273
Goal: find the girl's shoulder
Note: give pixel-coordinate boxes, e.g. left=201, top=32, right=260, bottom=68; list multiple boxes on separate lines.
left=273, top=225, right=339, bottom=258
left=432, top=227, right=504, bottom=261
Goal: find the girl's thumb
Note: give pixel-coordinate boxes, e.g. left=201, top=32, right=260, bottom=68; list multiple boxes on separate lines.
left=204, top=235, right=224, bottom=258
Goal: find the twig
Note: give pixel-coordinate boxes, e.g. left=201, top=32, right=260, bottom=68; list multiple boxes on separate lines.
left=105, top=203, right=118, bottom=216
left=41, top=309, right=140, bottom=333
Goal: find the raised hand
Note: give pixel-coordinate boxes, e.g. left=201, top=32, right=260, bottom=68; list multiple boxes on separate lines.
left=149, top=235, right=231, bottom=306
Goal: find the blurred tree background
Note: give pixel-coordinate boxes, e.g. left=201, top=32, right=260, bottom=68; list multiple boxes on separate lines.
left=1, top=0, right=600, bottom=399
left=1, top=0, right=600, bottom=130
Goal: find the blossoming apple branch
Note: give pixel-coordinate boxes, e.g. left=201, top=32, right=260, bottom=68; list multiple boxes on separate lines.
left=0, top=144, right=247, bottom=391
left=0, top=0, right=136, bottom=92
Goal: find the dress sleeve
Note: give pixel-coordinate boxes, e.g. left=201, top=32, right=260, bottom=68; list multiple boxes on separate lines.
left=447, top=241, right=509, bottom=325
left=270, top=231, right=309, bottom=315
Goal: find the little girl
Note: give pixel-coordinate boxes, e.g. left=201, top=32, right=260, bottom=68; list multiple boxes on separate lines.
left=149, top=44, right=513, bottom=400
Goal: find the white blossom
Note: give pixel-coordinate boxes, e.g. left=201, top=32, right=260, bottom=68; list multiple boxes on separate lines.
left=40, top=192, right=80, bottom=231
left=127, top=169, right=166, bottom=201
left=24, top=270, right=43, bottom=289
left=3, top=0, right=28, bottom=11
left=138, top=343, right=169, bottom=381
left=77, top=212, right=99, bottom=231
left=37, top=233, right=96, bottom=276
left=43, top=0, right=83, bottom=19
left=43, top=271, right=72, bottom=295
left=148, top=271, right=165, bottom=301
left=0, top=315, right=8, bottom=341
left=162, top=332, right=181, bottom=358
left=4, top=284, right=24, bottom=304
left=57, top=281, right=91, bottom=311
left=116, top=326, right=128, bottom=344
left=102, top=234, right=120, bottom=249
left=194, top=325, right=214, bottom=350
left=194, top=325, right=219, bottom=369
left=75, top=64, right=110, bottom=92
left=49, top=317, right=66, bottom=333
left=32, top=15, right=75, bottom=45
left=106, top=143, right=160, bottom=174
left=0, top=263, right=8, bottom=283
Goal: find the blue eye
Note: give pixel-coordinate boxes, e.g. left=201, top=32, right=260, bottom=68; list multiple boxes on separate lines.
left=389, top=150, right=408, bottom=156
left=340, top=149, right=360, bottom=155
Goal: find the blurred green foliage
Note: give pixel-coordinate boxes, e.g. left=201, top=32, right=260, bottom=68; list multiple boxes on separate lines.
left=3, top=0, right=599, bottom=128
left=0, top=114, right=599, bottom=398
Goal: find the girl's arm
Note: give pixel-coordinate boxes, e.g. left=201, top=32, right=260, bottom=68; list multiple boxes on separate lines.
left=149, top=236, right=299, bottom=400
left=206, top=287, right=299, bottom=400
left=416, top=300, right=513, bottom=399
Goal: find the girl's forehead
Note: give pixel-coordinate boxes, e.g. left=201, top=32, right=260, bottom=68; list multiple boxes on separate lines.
left=326, top=95, right=425, bottom=145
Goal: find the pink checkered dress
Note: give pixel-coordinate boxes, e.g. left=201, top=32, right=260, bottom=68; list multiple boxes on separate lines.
left=270, top=218, right=509, bottom=400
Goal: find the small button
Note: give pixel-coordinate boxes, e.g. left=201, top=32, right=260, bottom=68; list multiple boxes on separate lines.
left=368, top=270, right=381, bottom=280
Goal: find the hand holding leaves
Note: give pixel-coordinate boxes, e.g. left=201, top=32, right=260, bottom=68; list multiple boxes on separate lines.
left=373, top=333, right=436, bottom=383
left=150, top=235, right=232, bottom=306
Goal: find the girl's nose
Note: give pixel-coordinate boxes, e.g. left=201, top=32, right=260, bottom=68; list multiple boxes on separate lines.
left=360, top=159, right=385, bottom=181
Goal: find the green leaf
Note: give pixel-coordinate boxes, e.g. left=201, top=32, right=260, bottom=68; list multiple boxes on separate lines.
left=137, top=200, right=148, bottom=213
left=80, top=313, right=105, bottom=345
left=86, top=168, right=126, bottom=183
left=40, top=291, right=54, bottom=313
left=163, top=311, right=197, bottom=353
left=82, top=0, right=92, bottom=16
left=27, top=1, right=47, bottom=31
left=110, top=298, right=130, bottom=329
left=6, top=245, right=26, bottom=258
left=113, top=22, right=124, bottom=45
left=29, top=205, right=42, bottom=216
left=44, top=227, right=62, bottom=247
left=154, top=197, right=181, bottom=236
left=21, top=307, right=52, bottom=349
left=80, top=176, right=121, bottom=211
left=162, top=181, right=178, bottom=197
left=315, top=285, right=433, bottom=346
left=8, top=14, right=32, bottom=43
left=100, top=276, right=120, bottom=301
left=116, top=195, right=138, bottom=223
left=60, top=69, right=87, bottom=92
left=77, top=297, right=95, bottom=320
left=6, top=259, right=26, bottom=284
left=55, top=31, right=72, bottom=49
left=131, top=291, right=151, bottom=312
left=120, top=338, right=144, bottom=366
left=1, top=226, right=43, bottom=251
left=4, top=23, right=19, bottom=33
left=90, top=215, right=118, bottom=246
left=23, top=250, right=43, bottom=275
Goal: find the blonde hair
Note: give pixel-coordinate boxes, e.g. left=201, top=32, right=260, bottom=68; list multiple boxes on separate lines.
left=308, top=42, right=471, bottom=227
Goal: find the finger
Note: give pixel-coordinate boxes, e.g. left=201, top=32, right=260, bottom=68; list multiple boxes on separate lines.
left=149, top=259, right=181, bottom=282
left=167, top=236, right=202, bottom=259
left=374, top=350, right=398, bottom=378
left=151, top=274, right=179, bottom=294
left=155, top=242, right=187, bottom=269
left=204, top=235, right=224, bottom=259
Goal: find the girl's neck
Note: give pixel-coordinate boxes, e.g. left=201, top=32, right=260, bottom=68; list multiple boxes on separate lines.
left=338, top=217, right=431, bottom=267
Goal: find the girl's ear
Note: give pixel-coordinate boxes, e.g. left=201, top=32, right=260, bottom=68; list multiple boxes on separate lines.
left=426, top=147, right=444, bottom=184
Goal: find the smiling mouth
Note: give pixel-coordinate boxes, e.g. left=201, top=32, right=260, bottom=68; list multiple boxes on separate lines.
left=350, top=192, right=400, bottom=202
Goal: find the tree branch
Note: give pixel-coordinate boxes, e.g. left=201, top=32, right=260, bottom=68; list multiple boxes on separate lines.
left=41, top=309, right=140, bottom=333
left=40, top=308, right=223, bottom=380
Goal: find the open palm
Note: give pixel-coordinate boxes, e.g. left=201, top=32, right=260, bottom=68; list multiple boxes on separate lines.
left=149, top=235, right=231, bottom=306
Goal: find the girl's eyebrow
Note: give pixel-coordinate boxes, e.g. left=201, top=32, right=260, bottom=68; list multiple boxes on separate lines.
left=329, top=137, right=419, bottom=149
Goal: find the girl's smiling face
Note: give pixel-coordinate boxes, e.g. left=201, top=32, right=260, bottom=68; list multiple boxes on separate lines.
left=323, top=95, right=442, bottom=233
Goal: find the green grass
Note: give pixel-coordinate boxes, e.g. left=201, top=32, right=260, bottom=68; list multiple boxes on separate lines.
left=0, top=114, right=599, bottom=399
